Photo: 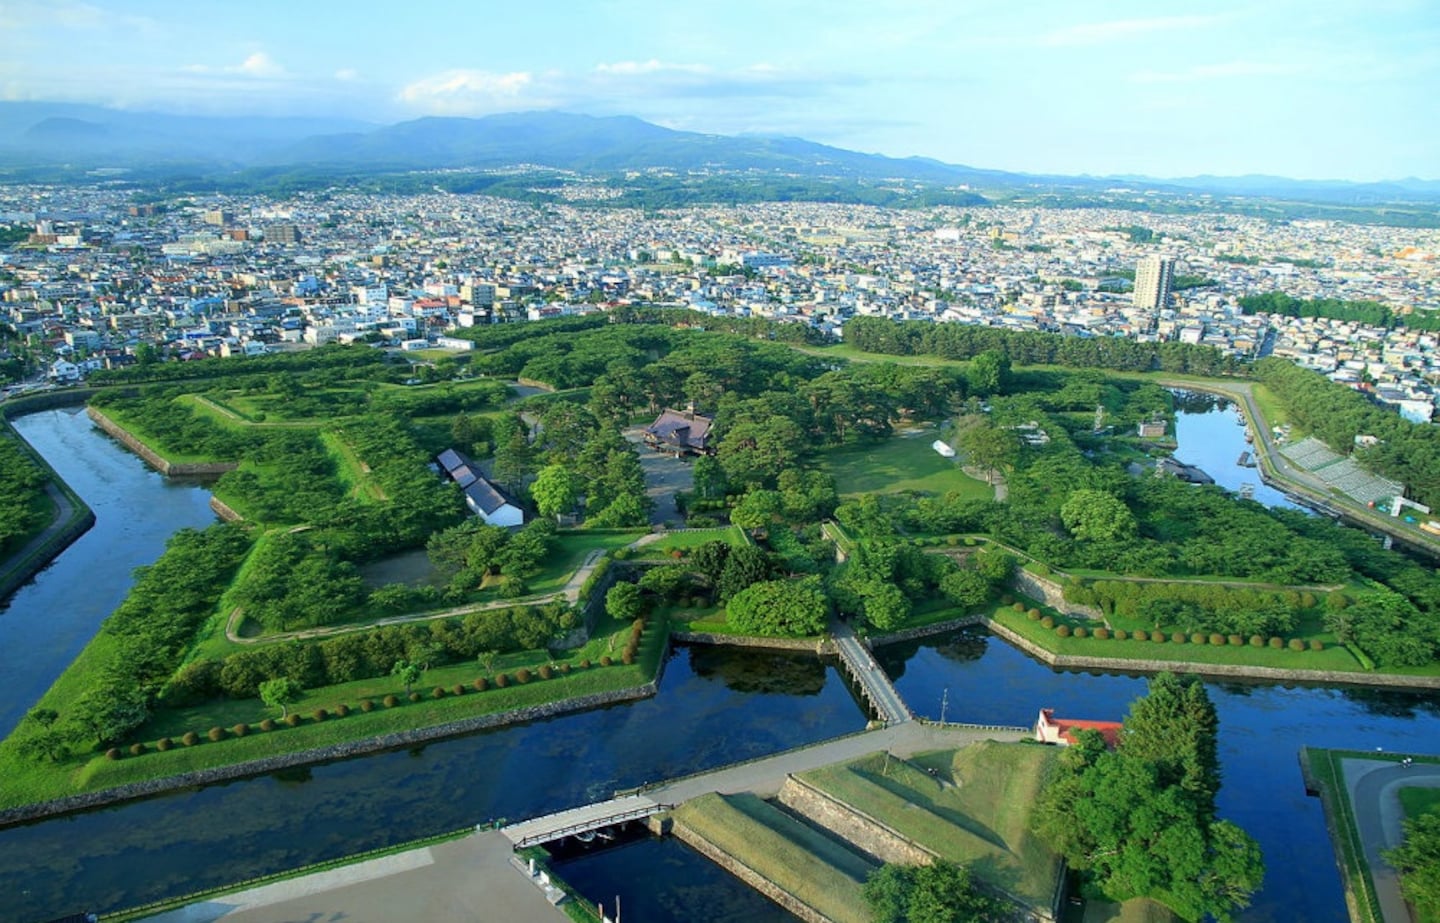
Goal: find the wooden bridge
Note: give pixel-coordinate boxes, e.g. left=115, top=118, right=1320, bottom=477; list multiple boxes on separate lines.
left=500, top=794, right=666, bottom=848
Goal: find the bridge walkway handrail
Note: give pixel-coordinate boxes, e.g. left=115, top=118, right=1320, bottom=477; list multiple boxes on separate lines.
left=509, top=803, right=666, bottom=848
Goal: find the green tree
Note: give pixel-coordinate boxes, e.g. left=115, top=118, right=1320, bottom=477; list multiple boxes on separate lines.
left=726, top=577, right=828, bottom=637
left=863, top=860, right=1005, bottom=923
left=966, top=349, right=1012, bottom=396
left=391, top=659, right=423, bottom=696
left=730, top=489, right=784, bottom=530
left=940, top=567, right=992, bottom=609
left=692, top=454, right=728, bottom=500
left=1061, top=489, right=1137, bottom=543
left=531, top=463, right=577, bottom=521
left=1385, top=810, right=1440, bottom=920
left=259, top=676, right=303, bottom=718
left=957, top=423, right=1020, bottom=483
left=69, top=685, right=150, bottom=748
left=606, top=581, right=645, bottom=622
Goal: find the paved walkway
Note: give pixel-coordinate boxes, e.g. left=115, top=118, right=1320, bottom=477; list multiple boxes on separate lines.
left=139, top=831, right=570, bottom=923
left=0, top=482, right=76, bottom=598
left=833, top=621, right=912, bottom=724
left=1343, top=757, right=1440, bottom=923
left=502, top=793, right=662, bottom=847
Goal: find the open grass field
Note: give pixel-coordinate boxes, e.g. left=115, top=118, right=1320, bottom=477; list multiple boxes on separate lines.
left=819, top=430, right=993, bottom=499
left=1400, top=786, right=1440, bottom=821
left=798, top=741, right=1061, bottom=907
left=673, top=791, right=873, bottom=923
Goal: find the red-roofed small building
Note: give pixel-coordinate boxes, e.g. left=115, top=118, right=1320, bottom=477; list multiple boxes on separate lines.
left=1034, top=708, right=1123, bottom=749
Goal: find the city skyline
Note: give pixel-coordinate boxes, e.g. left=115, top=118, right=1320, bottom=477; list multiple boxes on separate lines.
left=2, top=0, right=1437, bottom=182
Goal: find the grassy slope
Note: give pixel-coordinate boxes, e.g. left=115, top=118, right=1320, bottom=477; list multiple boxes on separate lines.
left=1399, top=787, right=1440, bottom=821
left=798, top=741, right=1060, bottom=906
left=673, top=791, right=873, bottom=923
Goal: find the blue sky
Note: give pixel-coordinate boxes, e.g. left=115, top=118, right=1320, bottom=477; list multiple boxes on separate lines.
left=2, top=0, right=1436, bottom=180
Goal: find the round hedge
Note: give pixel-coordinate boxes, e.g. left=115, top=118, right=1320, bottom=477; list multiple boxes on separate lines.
left=431, top=686, right=446, bottom=699
left=539, top=664, right=554, bottom=680
left=383, top=694, right=399, bottom=708
left=408, top=691, right=422, bottom=703
left=1113, top=629, right=1127, bottom=641
left=207, top=726, right=225, bottom=742
left=1027, top=608, right=1042, bottom=620
left=105, top=747, right=122, bottom=761
left=600, top=656, right=613, bottom=667
left=360, top=698, right=375, bottom=711
left=559, top=662, right=571, bottom=675
left=285, top=713, right=302, bottom=726
left=157, top=737, right=174, bottom=752
left=580, top=659, right=592, bottom=670
left=472, top=678, right=487, bottom=692
left=1055, top=624, right=1071, bottom=638
left=232, top=723, right=249, bottom=737
left=1171, top=632, right=1187, bottom=644
left=312, top=708, right=329, bottom=721
left=515, top=668, right=532, bottom=684
left=1012, top=602, right=1025, bottom=613
left=1073, top=626, right=1088, bottom=639
left=1269, top=636, right=1284, bottom=649
left=1040, top=616, right=1055, bottom=629
left=1210, top=633, right=1226, bottom=646
left=335, top=703, right=351, bottom=717
left=1094, top=628, right=1109, bottom=640
left=1249, top=635, right=1265, bottom=648
left=622, top=650, right=636, bottom=665
left=1151, top=631, right=1166, bottom=643
left=1191, top=633, right=1207, bottom=645
left=1288, top=638, right=1306, bottom=651
left=129, top=742, right=146, bottom=756
left=452, top=684, right=466, bottom=696
left=1228, top=635, right=1244, bottom=646
left=259, top=718, right=276, bottom=731
left=181, top=731, right=200, bottom=747
left=1309, top=639, right=1325, bottom=652
left=494, top=673, right=509, bottom=688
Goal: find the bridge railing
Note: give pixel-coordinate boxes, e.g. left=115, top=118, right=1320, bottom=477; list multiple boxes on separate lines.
left=510, top=804, right=665, bottom=848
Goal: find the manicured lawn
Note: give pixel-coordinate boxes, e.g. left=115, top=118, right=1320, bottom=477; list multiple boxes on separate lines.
left=631, top=525, right=747, bottom=559
left=1400, top=786, right=1440, bottom=821
left=798, top=742, right=1061, bottom=907
left=673, top=792, right=873, bottom=923
left=820, top=432, right=993, bottom=498
left=1250, top=383, right=1301, bottom=436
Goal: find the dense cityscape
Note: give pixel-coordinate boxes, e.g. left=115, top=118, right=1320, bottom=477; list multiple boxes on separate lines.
left=4, top=185, right=1439, bottom=423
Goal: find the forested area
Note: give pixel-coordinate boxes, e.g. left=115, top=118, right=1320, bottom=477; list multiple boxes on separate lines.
left=11, top=525, right=252, bottom=761
left=0, top=432, right=49, bottom=554
left=87, top=341, right=397, bottom=386
left=1239, top=291, right=1440, bottom=331
left=1032, top=674, right=1264, bottom=922
left=1253, top=357, right=1440, bottom=508
left=842, top=315, right=1238, bottom=375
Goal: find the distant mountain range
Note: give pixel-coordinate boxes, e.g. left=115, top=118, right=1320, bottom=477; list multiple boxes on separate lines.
left=0, top=102, right=1436, bottom=205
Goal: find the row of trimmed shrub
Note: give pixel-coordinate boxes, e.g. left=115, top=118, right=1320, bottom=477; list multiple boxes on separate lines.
left=111, top=658, right=619, bottom=760
left=1023, top=608, right=1324, bottom=651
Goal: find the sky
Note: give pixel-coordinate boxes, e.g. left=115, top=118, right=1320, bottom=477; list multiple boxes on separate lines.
left=1, top=0, right=1437, bottom=181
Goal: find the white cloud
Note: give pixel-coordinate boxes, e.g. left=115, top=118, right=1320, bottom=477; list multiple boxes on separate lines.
left=1041, top=15, right=1222, bottom=47
left=237, top=52, right=284, bottom=78
left=397, top=70, right=539, bottom=114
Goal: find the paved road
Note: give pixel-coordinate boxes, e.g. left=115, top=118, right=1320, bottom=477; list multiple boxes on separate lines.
left=1344, top=757, right=1440, bottom=923
left=140, top=831, right=569, bottom=923
left=623, top=426, right=694, bottom=528
left=0, top=482, right=77, bottom=598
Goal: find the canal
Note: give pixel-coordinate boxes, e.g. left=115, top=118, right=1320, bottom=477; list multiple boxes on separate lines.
left=0, top=401, right=1435, bottom=923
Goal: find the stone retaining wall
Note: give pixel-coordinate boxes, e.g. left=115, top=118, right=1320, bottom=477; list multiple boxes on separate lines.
left=1012, top=570, right=1101, bottom=620
left=985, top=618, right=1440, bottom=691
left=869, top=615, right=983, bottom=647
left=209, top=496, right=245, bottom=522
left=0, top=682, right=657, bottom=829
left=776, top=776, right=932, bottom=866
left=670, top=821, right=830, bottom=923
left=671, top=631, right=836, bottom=654
left=86, top=406, right=238, bottom=477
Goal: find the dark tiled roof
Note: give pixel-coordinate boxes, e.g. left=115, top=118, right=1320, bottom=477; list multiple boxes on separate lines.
left=464, top=478, right=512, bottom=515
left=645, top=409, right=713, bottom=449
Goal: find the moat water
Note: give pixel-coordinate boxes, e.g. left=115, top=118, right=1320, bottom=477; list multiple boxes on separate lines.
left=0, top=403, right=1435, bottom=923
